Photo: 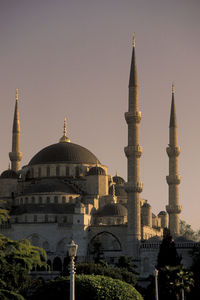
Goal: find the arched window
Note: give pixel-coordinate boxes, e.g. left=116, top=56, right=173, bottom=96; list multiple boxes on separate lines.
left=45, top=215, right=48, bottom=222
left=38, top=167, right=41, bottom=178
left=31, top=168, right=34, bottom=177
left=46, top=197, right=50, bottom=204
left=20, top=198, right=23, bottom=205
left=47, top=166, right=50, bottom=177
left=66, top=166, right=70, bottom=177
left=32, top=197, right=35, bottom=204
left=54, top=196, right=58, bottom=203
left=62, top=196, right=66, bottom=204
left=34, top=215, right=37, bottom=222
left=56, top=166, right=60, bottom=176
left=25, top=197, right=28, bottom=204
left=53, top=257, right=62, bottom=271
left=47, top=259, right=52, bottom=271
left=39, top=197, right=42, bottom=204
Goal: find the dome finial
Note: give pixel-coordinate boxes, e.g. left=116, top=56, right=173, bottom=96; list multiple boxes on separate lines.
left=16, top=88, right=19, bottom=101
left=172, top=82, right=175, bottom=94
left=59, top=117, right=70, bottom=143
left=132, top=32, right=135, bottom=47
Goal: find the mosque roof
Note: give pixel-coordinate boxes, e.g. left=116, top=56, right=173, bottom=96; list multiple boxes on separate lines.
left=24, top=179, right=77, bottom=194
left=29, top=142, right=100, bottom=165
left=95, top=203, right=127, bottom=217
left=1, top=169, right=19, bottom=179
left=87, top=166, right=106, bottom=176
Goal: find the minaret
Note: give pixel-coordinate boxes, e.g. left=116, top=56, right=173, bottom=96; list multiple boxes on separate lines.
left=9, top=89, right=23, bottom=172
left=166, top=84, right=181, bottom=236
left=124, top=34, right=143, bottom=257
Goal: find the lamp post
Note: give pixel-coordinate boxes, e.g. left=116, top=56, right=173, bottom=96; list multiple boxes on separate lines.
left=155, top=268, right=159, bottom=300
left=67, top=240, right=78, bottom=300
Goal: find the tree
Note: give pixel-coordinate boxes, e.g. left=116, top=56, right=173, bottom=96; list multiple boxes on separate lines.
left=28, top=275, right=143, bottom=300
left=180, top=220, right=200, bottom=241
left=0, top=234, right=47, bottom=294
left=157, top=228, right=181, bottom=269
left=190, top=244, right=200, bottom=299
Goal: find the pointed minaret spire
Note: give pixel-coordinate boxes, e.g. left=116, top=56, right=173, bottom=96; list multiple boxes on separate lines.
left=59, top=117, right=70, bottom=143
left=166, top=85, right=181, bottom=237
left=170, top=83, right=177, bottom=128
left=124, top=35, right=143, bottom=257
left=9, top=89, right=23, bottom=171
left=129, top=33, right=138, bottom=89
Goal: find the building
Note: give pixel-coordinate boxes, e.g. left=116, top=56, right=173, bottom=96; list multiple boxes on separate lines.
left=0, top=36, right=194, bottom=277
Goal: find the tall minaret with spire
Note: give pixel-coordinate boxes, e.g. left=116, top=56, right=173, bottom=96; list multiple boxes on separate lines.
left=166, top=84, right=181, bottom=236
left=9, top=89, right=23, bottom=172
left=124, top=34, right=143, bottom=257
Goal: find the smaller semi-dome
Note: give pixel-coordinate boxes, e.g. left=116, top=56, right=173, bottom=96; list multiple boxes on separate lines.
left=24, top=179, right=76, bottom=194
left=1, top=169, right=19, bottom=179
left=113, top=175, right=125, bottom=185
left=96, top=203, right=127, bottom=217
left=87, top=166, right=105, bottom=176
left=158, top=211, right=167, bottom=216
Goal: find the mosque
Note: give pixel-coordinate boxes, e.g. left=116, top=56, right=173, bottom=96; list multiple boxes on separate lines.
left=0, top=36, right=194, bottom=277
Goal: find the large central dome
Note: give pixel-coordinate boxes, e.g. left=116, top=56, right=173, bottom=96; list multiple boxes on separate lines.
left=29, top=142, right=100, bottom=165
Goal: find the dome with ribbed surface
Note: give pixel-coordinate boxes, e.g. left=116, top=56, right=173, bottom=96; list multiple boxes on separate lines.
left=113, top=175, right=125, bottom=185
left=96, top=203, right=127, bottom=217
left=88, top=166, right=105, bottom=176
left=29, top=142, right=100, bottom=165
left=1, top=169, right=19, bottom=179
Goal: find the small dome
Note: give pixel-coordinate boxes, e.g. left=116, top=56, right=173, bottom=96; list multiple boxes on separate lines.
left=1, top=169, right=19, bottom=179
left=96, top=203, right=127, bottom=217
left=113, top=175, right=125, bottom=185
left=24, top=179, right=76, bottom=194
left=142, top=203, right=151, bottom=208
left=88, top=166, right=106, bottom=176
left=109, top=185, right=127, bottom=197
left=158, top=211, right=167, bottom=216
left=29, top=142, right=100, bottom=165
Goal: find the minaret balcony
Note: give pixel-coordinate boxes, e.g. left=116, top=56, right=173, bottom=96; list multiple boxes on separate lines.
left=166, top=175, right=181, bottom=185
left=124, top=145, right=143, bottom=158
left=125, top=181, right=143, bottom=193
left=125, top=111, right=142, bottom=124
left=166, top=146, right=180, bottom=157
left=166, top=204, right=182, bottom=214
left=9, top=151, right=23, bottom=162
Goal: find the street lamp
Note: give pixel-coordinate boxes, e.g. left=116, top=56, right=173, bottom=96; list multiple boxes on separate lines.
left=67, top=240, right=78, bottom=300
left=155, top=268, right=159, bottom=300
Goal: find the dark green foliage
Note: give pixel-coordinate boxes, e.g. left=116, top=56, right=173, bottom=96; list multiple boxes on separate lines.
left=116, top=256, right=138, bottom=274
left=76, top=262, right=137, bottom=286
left=0, top=234, right=47, bottom=293
left=190, top=245, right=200, bottom=299
left=29, top=275, right=143, bottom=300
left=0, top=289, right=25, bottom=300
left=154, top=229, right=193, bottom=300
left=157, top=228, right=181, bottom=269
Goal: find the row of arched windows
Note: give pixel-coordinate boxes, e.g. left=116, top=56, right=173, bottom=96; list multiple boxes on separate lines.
left=30, top=166, right=83, bottom=178
left=16, top=195, right=75, bottom=205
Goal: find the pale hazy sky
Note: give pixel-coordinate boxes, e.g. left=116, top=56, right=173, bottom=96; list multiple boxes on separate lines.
left=0, top=0, right=200, bottom=229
